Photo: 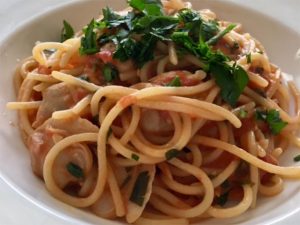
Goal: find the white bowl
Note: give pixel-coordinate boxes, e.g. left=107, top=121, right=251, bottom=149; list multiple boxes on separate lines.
left=0, top=0, right=300, bottom=224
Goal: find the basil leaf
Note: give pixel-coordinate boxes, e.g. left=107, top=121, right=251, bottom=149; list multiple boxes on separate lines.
left=80, top=19, right=99, bottom=55
left=66, top=162, right=84, bottom=178
left=130, top=171, right=150, bottom=206
left=61, top=20, right=74, bottom=42
left=246, top=53, right=252, bottom=63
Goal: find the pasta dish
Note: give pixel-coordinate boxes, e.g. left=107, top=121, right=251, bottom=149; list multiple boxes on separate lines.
left=7, top=0, right=300, bottom=224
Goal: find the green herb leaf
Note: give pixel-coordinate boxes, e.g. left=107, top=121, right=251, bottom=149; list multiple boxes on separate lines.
left=80, top=19, right=99, bottom=55
left=103, top=63, right=119, bottom=82
left=294, top=155, right=300, bottom=162
left=66, top=162, right=84, bottom=178
left=210, top=63, right=249, bottom=107
left=206, top=24, right=236, bottom=45
left=167, top=76, right=181, bottom=87
left=130, top=171, right=150, bottom=206
left=238, top=109, right=248, bottom=118
left=246, top=53, right=252, bottom=64
left=128, top=0, right=163, bottom=16
left=255, top=109, right=287, bottom=135
left=61, top=20, right=74, bottom=42
left=165, top=149, right=180, bottom=160
left=102, top=7, right=128, bottom=28
left=215, top=191, right=229, bottom=206
left=131, top=153, right=140, bottom=161
left=114, top=38, right=137, bottom=62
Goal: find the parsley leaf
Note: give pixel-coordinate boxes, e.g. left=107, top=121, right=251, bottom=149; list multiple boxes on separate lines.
left=80, top=19, right=99, bottom=55
left=246, top=53, right=252, bottom=63
left=167, top=76, right=181, bottom=87
left=238, top=109, right=248, bottom=118
left=128, top=0, right=163, bottom=16
left=215, top=191, right=229, bottom=206
left=210, top=63, right=249, bottom=107
left=61, top=20, right=74, bottom=42
left=66, top=162, right=84, bottom=179
left=165, top=149, right=180, bottom=160
left=206, top=24, right=236, bottom=45
left=294, top=155, right=300, bottom=162
left=130, top=171, right=150, bottom=206
left=114, top=38, right=137, bottom=61
left=131, top=153, right=140, bottom=161
left=255, top=109, right=287, bottom=135
left=102, top=63, right=119, bottom=82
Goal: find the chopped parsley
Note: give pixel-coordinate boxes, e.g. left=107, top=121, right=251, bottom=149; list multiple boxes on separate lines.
left=167, top=76, right=181, bottom=87
left=77, top=0, right=249, bottom=105
left=255, top=109, right=287, bottom=135
left=215, top=191, right=229, bottom=206
left=80, top=19, right=98, bottom=55
left=61, top=20, right=74, bottom=42
left=66, top=162, right=84, bottom=179
left=102, top=63, right=119, bottom=82
left=206, top=24, right=236, bottom=45
left=128, top=0, right=164, bottom=16
left=294, top=155, right=300, bottom=162
left=238, top=108, right=248, bottom=118
left=246, top=53, right=252, bottom=64
left=210, top=62, right=249, bottom=107
left=130, top=171, right=150, bottom=206
left=165, top=149, right=180, bottom=160
left=131, top=153, right=140, bottom=161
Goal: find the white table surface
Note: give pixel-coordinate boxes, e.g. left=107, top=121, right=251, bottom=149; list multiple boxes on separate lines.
left=0, top=0, right=299, bottom=224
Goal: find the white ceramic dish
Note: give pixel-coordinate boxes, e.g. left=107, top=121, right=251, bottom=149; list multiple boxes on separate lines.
left=0, top=0, right=300, bottom=224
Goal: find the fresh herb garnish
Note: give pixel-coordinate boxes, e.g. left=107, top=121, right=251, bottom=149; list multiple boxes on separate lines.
left=206, top=24, right=236, bottom=45
left=238, top=108, right=248, bottom=118
left=131, top=153, right=140, bottom=161
left=167, top=76, right=181, bottom=87
left=128, top=0, right=163, bottom=16
left=130, top=171, right=150, bottom=206
left=215, top=191, right=229, bottom=206
left=77, top=1, right=248, bottom=105
left=80, top=19, right=99, bottom=55
left=294, top=155, right=300, bottom=162
left=61, top=20, right=74, bottom=42
left=165, top=149, right=180, bottom=160
left=210, top=62, right=249, bottom=107
left=255, top=109, right=287, bottom=135
left=66, top=162, right=84, bottom=179
left=102, top=63, right=119, bottom=82
left=246, top=53, right=252, bottom=64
